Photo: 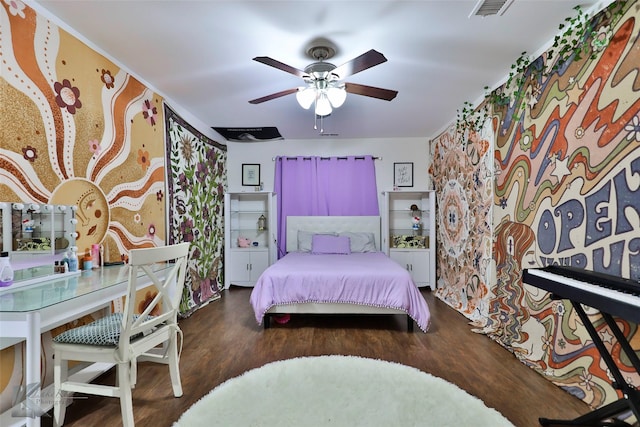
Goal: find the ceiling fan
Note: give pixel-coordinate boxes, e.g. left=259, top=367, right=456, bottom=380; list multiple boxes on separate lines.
left=249, top=43, right=398, bottom=119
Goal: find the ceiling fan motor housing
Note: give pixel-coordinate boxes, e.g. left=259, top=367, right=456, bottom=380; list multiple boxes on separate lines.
left=306, top=45, right=336, bottom=61
left=304, top=62, right=337, bottom=81
left=304, top=45, right=339, bottom=81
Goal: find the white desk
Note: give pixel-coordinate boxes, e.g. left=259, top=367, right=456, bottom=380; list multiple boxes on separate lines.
left=0, top=264, right=170, bottom=427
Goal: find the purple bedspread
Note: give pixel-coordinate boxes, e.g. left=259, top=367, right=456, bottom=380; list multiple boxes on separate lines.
left=249, top=252, right=431, bottom=332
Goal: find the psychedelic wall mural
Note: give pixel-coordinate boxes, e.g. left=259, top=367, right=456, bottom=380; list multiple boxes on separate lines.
left=0, top=1, right=168, bottom=414
left=431, top=119, right=494, bottom=325
left=165, top=104, right=227, bottom=317
left=431, top=0, right=640, bottom=412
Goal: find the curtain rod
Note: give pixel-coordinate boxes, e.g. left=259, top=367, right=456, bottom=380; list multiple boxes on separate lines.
left=272, top=156, right=382, bottom=161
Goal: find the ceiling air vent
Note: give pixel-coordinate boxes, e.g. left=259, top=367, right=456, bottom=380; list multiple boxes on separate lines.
left=469, top=0, right=514, bottom=17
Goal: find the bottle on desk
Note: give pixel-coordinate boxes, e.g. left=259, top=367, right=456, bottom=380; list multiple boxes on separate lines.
left=61, top=252, right=69, bottom=270
left=83, top=254, right=93, bottom=271
left=68, top=247, right=79, bottom=272
left=0, top=251, right=14, bottom=287
left=91, top=244, right=102, bottom=269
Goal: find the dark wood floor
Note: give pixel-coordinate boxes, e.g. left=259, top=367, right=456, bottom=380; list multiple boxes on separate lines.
left=45, top=286, right=591, bottom=427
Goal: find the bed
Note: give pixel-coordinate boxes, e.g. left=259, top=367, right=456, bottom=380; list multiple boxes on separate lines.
left=249, top=216, right=431, bottom=332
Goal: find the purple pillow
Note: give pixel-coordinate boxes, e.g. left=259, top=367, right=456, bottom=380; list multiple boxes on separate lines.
left=311, top=234, right=351, bottom=255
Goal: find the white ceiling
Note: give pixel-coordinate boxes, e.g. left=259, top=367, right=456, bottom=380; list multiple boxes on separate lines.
left=32, top=0, right=603, bottom=141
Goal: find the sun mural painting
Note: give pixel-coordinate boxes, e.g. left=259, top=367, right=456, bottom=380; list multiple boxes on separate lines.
left=0, top=3, right=166, bottom=260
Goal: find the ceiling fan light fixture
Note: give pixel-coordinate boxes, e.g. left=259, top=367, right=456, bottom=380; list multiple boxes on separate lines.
left=296, top=86, right=315, bottom=109
left=315, top=92, right=333, bottom=117
left=327, top=86, right=347, bottom=108
left=297, top=81, right=346, bottom=116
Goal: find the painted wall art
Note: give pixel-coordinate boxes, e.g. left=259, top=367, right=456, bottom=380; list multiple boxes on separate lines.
left=431, top=0, right=640, bottom=411
left=1, top=1, right=170, bottom=413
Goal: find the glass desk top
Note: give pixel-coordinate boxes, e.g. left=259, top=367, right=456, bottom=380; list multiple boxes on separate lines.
left=0, top=263, right=171, bottom=313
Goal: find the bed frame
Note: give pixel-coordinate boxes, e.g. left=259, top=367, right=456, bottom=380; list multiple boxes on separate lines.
left=264, top=216, right=413, bottom=331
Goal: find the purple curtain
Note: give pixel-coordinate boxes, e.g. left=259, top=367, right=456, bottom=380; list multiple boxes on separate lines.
left=274, top=155, right=379, bottom=257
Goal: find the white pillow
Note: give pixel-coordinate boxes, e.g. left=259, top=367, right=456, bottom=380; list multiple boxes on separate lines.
left=297, top=231, right=336, bottom=252
left=338, top=232, right=377, bottom=252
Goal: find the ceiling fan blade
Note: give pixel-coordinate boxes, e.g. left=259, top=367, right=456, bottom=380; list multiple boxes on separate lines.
left=253, top=56, right=307, bottom=78
left=249, top=88, right=298, bottom=104
left=332, top=50, right=388, bottom=79
left=345, top=83, right=398, bottom=101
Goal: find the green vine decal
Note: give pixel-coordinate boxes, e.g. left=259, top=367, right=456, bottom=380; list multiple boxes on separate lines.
left=459, top=0, right=630, bottom=134
left=456, top=48, right=533, bottom=135
left=484, top=50, right=532, bottom=119
left=455, top=101, right=489, bottom=137
left=546, top=3, right=625, bottom=72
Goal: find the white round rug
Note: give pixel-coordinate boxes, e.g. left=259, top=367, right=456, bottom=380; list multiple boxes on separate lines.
left=174, top=355, right=514, bottom=427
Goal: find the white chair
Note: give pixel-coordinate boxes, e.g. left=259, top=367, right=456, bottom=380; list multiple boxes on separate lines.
left=52, top=242, right=190, bottom=427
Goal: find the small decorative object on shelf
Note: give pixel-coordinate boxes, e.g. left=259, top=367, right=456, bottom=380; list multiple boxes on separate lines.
left=22, top=218, right=35, bottom=233
left=258, top=214, right=267, bottom=231
left=412, top=216, right=422, bottom=236
left=237, top=236, right=251, bottom=248
left=392, top=235, right=427, bottom=249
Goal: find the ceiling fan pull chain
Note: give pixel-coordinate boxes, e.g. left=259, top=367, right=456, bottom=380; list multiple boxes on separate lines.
left=313, top=96, right=318, bottom=130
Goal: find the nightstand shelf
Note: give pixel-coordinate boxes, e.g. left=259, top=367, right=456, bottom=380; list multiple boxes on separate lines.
left=382, top=190, right=436, bottom=289
left=224, top=192, right=276, bottom=288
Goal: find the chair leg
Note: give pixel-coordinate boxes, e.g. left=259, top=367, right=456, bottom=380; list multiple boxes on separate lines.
left=168, top=335, right=183, bottom=397
left=117, top=362, right=135, bottom=427
left=130, top=358, right=137, bottom=388
left=53, top=356, right=68, bottom=427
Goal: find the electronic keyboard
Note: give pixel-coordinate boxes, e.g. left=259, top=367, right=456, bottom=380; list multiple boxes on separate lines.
left=524, top=265, right=640, bottom=426
left=523, top=265, right=640, bottom=323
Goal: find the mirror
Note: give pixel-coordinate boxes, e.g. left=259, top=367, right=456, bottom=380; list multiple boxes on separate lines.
left=1, top=202, right=78, bottom=270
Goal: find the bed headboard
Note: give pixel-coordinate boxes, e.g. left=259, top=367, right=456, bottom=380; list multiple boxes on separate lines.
left=286, top=216, right=381, bottom=253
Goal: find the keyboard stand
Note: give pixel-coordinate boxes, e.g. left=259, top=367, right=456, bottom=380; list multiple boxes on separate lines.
left=539, top=301, right=640, bottom=426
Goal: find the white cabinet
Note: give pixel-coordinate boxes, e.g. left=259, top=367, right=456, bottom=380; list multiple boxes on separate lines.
left=389, top=250, right=430, bottom=287
left=382, top=190, right=436, bottom=289
left=226, top=249, right=269, bottom=286
left=224, top=192, right=276, bottom=288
